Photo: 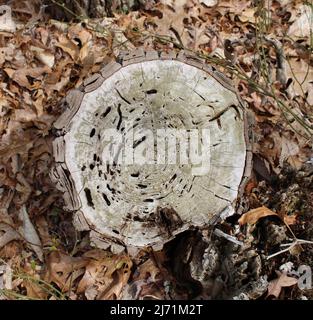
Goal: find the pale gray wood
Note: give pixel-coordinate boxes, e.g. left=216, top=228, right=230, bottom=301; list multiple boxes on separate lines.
left=51, top=50, right=252, bottom=250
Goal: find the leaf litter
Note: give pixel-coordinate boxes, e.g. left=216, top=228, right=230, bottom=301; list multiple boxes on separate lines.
left=0, top=0, right=312, bottom=300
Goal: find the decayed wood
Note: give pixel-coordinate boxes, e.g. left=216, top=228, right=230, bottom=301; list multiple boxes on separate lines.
left=236, top=108, right=254, bottom=214
left=120, top=47, right=146, bottom=65
left=145, top=50, right=159, bottom=61
left=73, top=210, right=90, bottom=231
left=51, top=49, right=252, bottom=250
left=183, top=53, right=205, bottom=68
left=83, top=73, right=105, bottom=93
left=53, top=89, right=84, bottom=130
left=100, top=61, right=122, bottom=79
left=52, top=136, right=65, bottom=163
left=160, top=51, right=176, bottom=60
left=50, top=164, right=81, bottom=211
left=89, top=230, right=125, bottom=254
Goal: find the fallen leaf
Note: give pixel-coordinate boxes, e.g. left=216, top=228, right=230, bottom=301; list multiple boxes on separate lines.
left=283, top=214, right=298, bottom=226
left=245, top=179, right=257, bottom=194
left=267, top=271, right=298, bottom=298
left=137, top=259, right=161, bottom=282
left=121, top=249, right=170, bottom=300
left=200, top=0, right=218, bottom=8
left=239, top=206, right=278, bottom=225
left=31, top=46, right=55, bottom=68
left=56, top=35, right=79, bottom=61
left=280, top=136, right=300, bottom=169
left=15, top=173, right=32, bottom=205
left=0, top=223, right=21, bottom=249
left=0, top=263, right=12, bottom=293
left=18, top=206, right=43, bottom=262
left=289, top=244, right=303, bottom=256
left=285, top=58, right=313, bottom=99
left=77, top=249, right=132, bottom=300
left=45, top=251, right=88, bottom=292
left=237, top=8, right=256, bottom=23
left=79, top=41, right=93, bottom=64
left=288, top=5, right=313, bottom=39
left=23, top=278, right=48, bottom=299
left=6, top=66, right=51, bottom=89
left=35, top=216, right=53, bottom=247
left=0, top=5, right=16, bottom=33
left=307, top=83, right=313, bottom=105
left=68, top=24, right=92, bottom=46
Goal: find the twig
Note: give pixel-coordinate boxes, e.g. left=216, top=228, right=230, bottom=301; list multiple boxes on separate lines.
left=267, top=238, right=313, bottom=260
left=280, top=239, right=313, bottom=247
left=213, top=228, right=244, bottom=246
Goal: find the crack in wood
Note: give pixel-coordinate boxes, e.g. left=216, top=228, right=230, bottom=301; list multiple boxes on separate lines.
left=115, top=88, right=131, bottom=105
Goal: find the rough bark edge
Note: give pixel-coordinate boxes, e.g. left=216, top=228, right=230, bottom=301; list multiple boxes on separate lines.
left=53, top=49, right=240, bottom=133
left=236, top=109, right=254, bottom=215
left=51, top=48, right=253, bottom=250
left=49, top=163, right=81, bottom=211
left=89, top=230, right=127, bottom=254
left=53, top=89, right=84, bottom=131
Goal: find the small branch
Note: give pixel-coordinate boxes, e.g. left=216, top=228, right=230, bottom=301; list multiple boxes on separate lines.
left=267, top=238, right=313, bottom=260
left=280, top=239, right=313, bottom=247
left=213, top=228, right=244, bottom=246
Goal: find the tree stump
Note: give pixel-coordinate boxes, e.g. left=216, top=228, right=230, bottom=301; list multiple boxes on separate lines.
left=51, top=49, right=252, bottom=253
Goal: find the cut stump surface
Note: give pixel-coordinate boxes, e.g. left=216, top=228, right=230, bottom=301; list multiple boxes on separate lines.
left=51, top=50, right=252, bottom=250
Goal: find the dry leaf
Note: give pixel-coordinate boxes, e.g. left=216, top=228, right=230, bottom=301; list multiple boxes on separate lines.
left=45, top=251, right=88, bottom=292
left=288, top=5, right=313, bottom=38
left=35, top=216, right=53, bottom=247
left=0, top=263, right=12, bottom=293
left=280, top=136, right=301, bottom=169
left=68, top=25, right=92, bottom=46
left=200, top=0, right=218, bottom=7
left=238, top=8, right=256, bottom=23
left=56, top=35, right=79, bottom=61
left=267, top=271, right=298, bottom=298
left=138, top=259, right=161, bottom=282
left=77, top=249, right=132, bottom=300
left=283, top=214, right=298, bottom=226
left=289, top=244, right=303, bottom=256
left=98, top=265, right=132, bottom=300
left=22, top=264, right=48, bottom=299
left=0, top=223, right=21, bottom=249
left=6, top=66, right=51, bottom=89
left=19, top=206, right=43, bottom=262
left=31, top=46, right=55, bottom=69
left=0, top=6, right=16, bottom=32
left=15, top=173, right=32, bottom=205
left=307, top=83, right=313, bottom=105
left=239, top=206, right=278, bottom=225
left=23, top=279, right=48, bottom=299
left=79, top=41, right=92, bottom=64
left=285, top=58, right=313, bottom=99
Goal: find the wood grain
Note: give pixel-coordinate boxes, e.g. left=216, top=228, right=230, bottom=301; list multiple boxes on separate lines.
left=51, top=50, right=252, bottom=250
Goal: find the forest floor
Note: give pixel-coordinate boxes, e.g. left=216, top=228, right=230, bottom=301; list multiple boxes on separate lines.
left=0, top=0, right=313, bottom=300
